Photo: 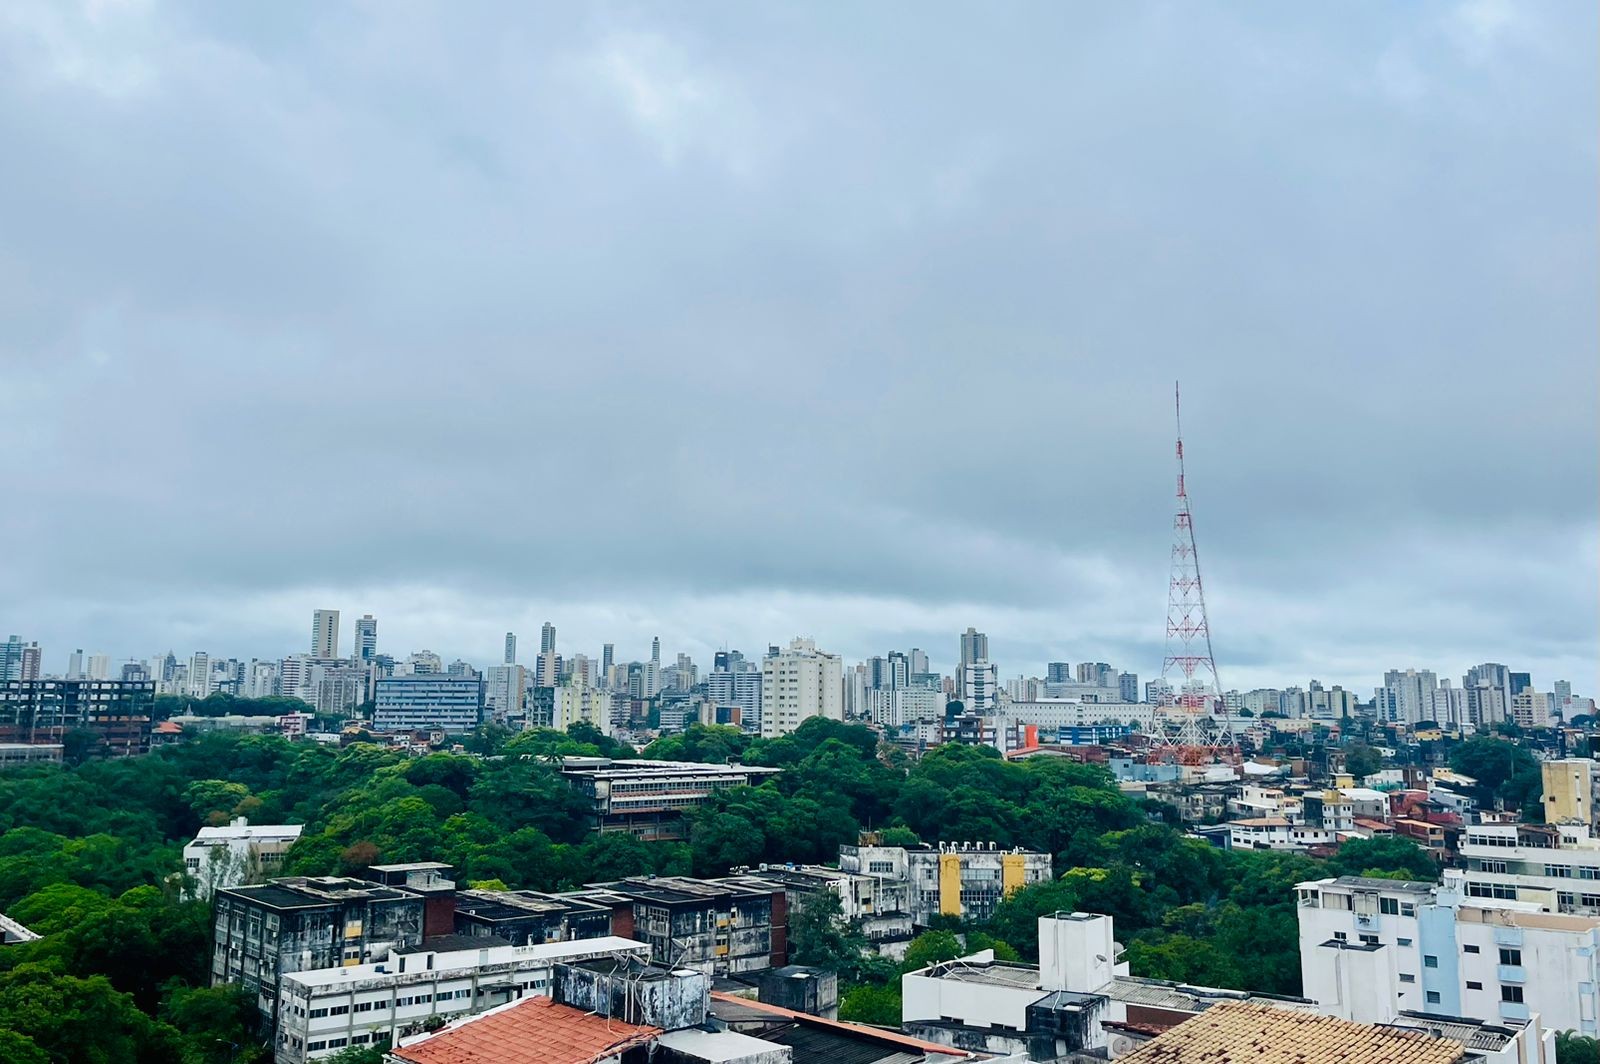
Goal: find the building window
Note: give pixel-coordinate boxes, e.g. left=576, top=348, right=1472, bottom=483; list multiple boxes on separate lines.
left=1467, top=981, right=1483, bottom=990
left=1463, top=945, right=1479, bottom=954
left=1379, top=897, right=1400, bottom=915
left=1502, top=986, right=1525, bottom=1003
left=1397, top=937, right=1413, bottom=946
left=1399, top=974, right=1416, bottom=984
left=1333, top=931, right=1347, bottom=942
left=1400, top=903, right=1415, bottom=916
left=1359, top=934, right=1379, bottom=946
left=1426, top=991, right=1441, bottom=1004
left=1424, top=955, right=1438, bottom=968
left=1499, top=948, right=1522, bottom=966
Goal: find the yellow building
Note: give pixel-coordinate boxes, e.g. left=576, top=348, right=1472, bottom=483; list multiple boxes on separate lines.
left=1543, top=758, right=1598, bottom=827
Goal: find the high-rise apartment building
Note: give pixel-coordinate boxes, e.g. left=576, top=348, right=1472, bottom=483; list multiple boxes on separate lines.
left=85, top=654, right=110, bottom=681
left=503, top=631, right=517, bottom=665
left=189, top=652, right=213, bottom=698
left=959, top=628, right=988, bottom=670
left=1379, top=669, right=1439, bottom=725
left=1046, top=662, right=1072, bottom=684
left=66, top=649, right=84, bottom=679
left=19, top=643, right=40, bottom=682
left=484, top=664, right=526, bottom=723
left=960, top=661, right=998, bottom=714
left=540, top=623, right=556, bottom=655
left=601, top=643, right=615, bottom=674
left=0, top=637, right=22, bottom=683
left=759, top=638, right=843, bottom=738
left=353, top=614, right=378, bottom=663
left=312, top=609, right=340, bottom=659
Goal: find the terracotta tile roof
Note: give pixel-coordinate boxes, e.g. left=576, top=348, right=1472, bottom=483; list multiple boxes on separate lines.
left=1117, top=1002, right=1464, bottom=1064
left=391, top=997, right=662, bottom=1064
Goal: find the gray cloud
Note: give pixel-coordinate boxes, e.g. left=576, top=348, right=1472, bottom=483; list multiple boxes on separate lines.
left=0, top=1, right=1593, bottom=693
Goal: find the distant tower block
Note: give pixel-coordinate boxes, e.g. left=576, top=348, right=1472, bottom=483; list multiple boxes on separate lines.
left=1158, top=383, right=1229, bottom=751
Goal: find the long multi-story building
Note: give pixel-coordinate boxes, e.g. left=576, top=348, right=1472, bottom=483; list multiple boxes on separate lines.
left=556, top=757, right=783, bottom=841
left=1298, top=874, right=1600, bottom=1037
left=760, top=639, right=842, bottom=738
left=212, top=877, right=431, bottom=1028
left=0, top=678, right=154, bottom=756
left=274, top=936, right=650, bottom=1064
left=372, top=676, right=483, bottom=733
left=838, top=841, right=1051, bottom=926
left=554, top=675, right=613, bottom=736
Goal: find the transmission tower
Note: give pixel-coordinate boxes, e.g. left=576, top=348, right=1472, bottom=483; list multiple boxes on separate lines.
left=1157, top=382, right=1229, bottom=752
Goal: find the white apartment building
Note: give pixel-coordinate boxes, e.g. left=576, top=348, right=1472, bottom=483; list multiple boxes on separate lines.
left=866, top=687, right=944, bottom=728
left=274, top=936, right=649, bottom=1064
left=759, top=639, right=843, bottom=738
left=1227, top=785, right=1303, bottom=822
left=311, top=609, right=340, bottom=659
left=483, top=665, right=525, bottom=723
left=1226, top=818, right=1336, bottom=851
left=1453, top=822, right=1600, bottom=914
left=1298, top=874, right=1600, bottom=1037
left=999, top=699, right=1157, bottom=732
left=554, top=675, right=613, bottom=736
left=959, top=661, right=998, bottom=714
left=183, top=818, right=304, bottom=900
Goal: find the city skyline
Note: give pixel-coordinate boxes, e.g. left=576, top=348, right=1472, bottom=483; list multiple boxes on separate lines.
left=0, top=4, right=1594, bottom=694
left=6, top=611, right=1584, bottom=707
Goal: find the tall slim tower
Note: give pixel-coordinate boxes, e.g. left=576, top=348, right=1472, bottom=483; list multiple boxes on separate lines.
left=504, top=632, right=517, bottom=665
left=312, top=609, right=340, bottom=659
left=1159, top=384, right=1226, bottom=748
left=354, top=614, right=378, bottom=663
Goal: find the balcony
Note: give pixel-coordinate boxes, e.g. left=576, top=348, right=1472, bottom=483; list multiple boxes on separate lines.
left=1494, top=928, right=1525, bottom=947
left=1497, top=965, right=1526, bottom=984
left=1499, top=1001, right=1530, bottom=1022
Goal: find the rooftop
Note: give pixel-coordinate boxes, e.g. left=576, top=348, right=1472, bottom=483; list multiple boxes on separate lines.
left=220, top=877, right=416, bottom=910
left=456, top=889, right=610, bottom=921
left=390, top=996, right=661, bottom=1064
left=1299, top=876, right=1440, bottom=889
left=1117, top=1001, right=1463, bottom=1064
left=284, top=936, right=649, bottom=990
left=1107, top=977, right=1316, bottom=1013
left=190, top=821, right=303, bottom=843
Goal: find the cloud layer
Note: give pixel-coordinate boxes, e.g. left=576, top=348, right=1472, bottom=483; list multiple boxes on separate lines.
left=1, top=1, right=1594, bottom=692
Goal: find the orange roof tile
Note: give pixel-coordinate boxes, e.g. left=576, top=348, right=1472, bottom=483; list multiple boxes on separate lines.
left=1118, top=1002, right=1463, bottom=1064
left=391, top=997, right=662, bottom=1064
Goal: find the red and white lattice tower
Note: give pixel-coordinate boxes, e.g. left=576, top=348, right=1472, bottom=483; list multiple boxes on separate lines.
left=1158, top=383, right=1229, bottom=750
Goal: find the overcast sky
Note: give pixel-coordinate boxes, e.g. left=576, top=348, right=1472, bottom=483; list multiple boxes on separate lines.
left=0, top=1, right=1594, bottom=694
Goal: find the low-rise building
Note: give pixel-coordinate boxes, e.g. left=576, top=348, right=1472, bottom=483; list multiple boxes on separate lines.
left=556, top=757, right=783, bottom=842
left=275, top=935, right=650, bottom=1064
left=183, top=818, right=304, bottom=899
left=1225, top=818, right=1336, bottom=851
left=838, top=841, right=1051, bottom=927
left=0, top=742, right=62, bottom=766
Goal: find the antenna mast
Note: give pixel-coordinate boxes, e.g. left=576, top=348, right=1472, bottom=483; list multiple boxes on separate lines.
left=1158, top=382, right=1229, bottom=753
